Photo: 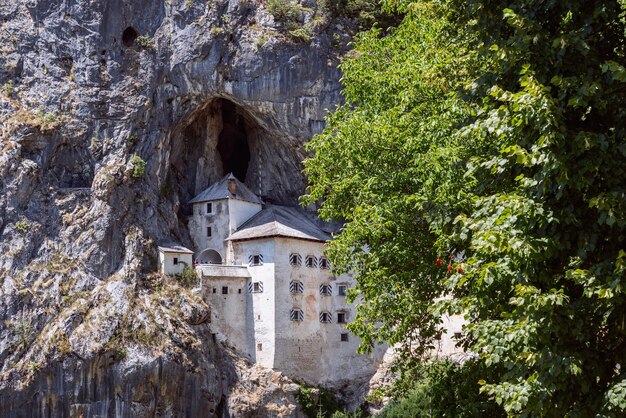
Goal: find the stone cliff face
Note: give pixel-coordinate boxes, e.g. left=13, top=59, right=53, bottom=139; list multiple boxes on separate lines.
left=0, top=0, right=351, bottom=415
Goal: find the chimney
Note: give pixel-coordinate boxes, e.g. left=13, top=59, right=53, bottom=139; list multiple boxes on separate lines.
left=228, top=175, right=237, bottom=195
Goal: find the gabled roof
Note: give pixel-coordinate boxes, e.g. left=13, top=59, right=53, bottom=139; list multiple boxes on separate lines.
left=158, top=243, right=194, bottom=254
left=189, top=173, right=263, bottom=205
left=227, top=205, right=332, bottom=242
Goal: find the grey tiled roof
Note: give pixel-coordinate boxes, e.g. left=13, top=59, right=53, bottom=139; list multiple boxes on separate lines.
left=227, top=205, right=332, bottom=242
left=189, top=173, right=263, bottom=205
left=158, top=243, right=194, bottom=254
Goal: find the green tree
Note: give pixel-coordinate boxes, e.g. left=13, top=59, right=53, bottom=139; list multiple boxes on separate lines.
left=304, top=0, right=626, bottom=415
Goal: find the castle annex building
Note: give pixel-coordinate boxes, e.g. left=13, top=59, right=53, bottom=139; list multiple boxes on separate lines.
left=158, top=174, right=385, bottom=386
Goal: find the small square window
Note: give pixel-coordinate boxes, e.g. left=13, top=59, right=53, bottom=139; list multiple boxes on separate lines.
left=250, top=254, right=263, bottom=266
left=290, top=308, right=304, bottom=321
left=173, top=257, right=178, bottom=265
left=257, top=343, right=262, bottom=351
left=222, top=286, right=228, bottom=295
left=290, top=280, right=304, bottom=294
left=338, top=285, right=347, bottom=296
left=207, top=227, right=212, bottom=237
left=337, top=312, right=347, bottom=323
left=305, top=256, right=317, bottom=268
left=289, top=253, right=302, bottom=266
left=341, top=333, right=349, bottom=342
left=238, top=288, right=242, bottom=294
left=206, top=202, right=213, bottom=214
left=319, top=312, right=332, bottom=323
left=212, top=288, right=216, bottom=294
left=320, top=284, right=332, bottom=296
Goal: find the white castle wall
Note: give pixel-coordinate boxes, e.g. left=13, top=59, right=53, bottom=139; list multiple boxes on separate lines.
left=189, top=199, right=230, bottom=262
left=158, top=251, right=193, bottom=275
left=231, top=238, right=277, bottom=366
left=198, top=265, right=252, bottom=355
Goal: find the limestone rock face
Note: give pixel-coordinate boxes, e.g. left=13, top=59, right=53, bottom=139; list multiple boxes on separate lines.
left=0, top=0, right=350, bottom=415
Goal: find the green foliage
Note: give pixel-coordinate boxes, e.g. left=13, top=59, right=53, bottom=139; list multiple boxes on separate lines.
left=379, top=359, right=504, bottom=418
left=304, top=0, right=626, bottom=415
left=318, top=0, right=400, bottom=30
left=1, top=80, right=14, bottom=97
left=135, top=35, right=154, bottom=49
left=267, top=0, right=300, bottom=24
left=15, top=220, right=30, bottom=233
left=130, top=155, right=146, bottom=178
left=296, top=385, right=352, bottom=418
left=289, top=27, right=312, bottom=42
left=175, top=266, right=198, bottom=287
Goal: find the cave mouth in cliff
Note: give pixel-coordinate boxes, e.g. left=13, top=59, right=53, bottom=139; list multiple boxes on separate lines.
left=122, top=27, right=138, bottom=47
left=216, top=99, right=251, bottom=181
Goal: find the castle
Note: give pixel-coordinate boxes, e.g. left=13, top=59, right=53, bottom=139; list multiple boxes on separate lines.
left=158, top=174, right=386, bottom=387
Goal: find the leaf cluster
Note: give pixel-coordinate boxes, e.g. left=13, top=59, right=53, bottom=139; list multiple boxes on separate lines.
left=304, top=0, right=626, bottom=415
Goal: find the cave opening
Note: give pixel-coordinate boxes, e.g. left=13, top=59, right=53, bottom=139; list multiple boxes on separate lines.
left=122, top=27, right=138, bottom=47
left=216, top=99, right=251, bottom=181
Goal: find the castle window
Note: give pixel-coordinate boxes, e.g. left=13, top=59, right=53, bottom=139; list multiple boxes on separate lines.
left=173, top=257, right=178, bottom=265
left=319, top=312, right=332, bottom=323
left=207, top=227, right=212, bottom=237
left=222, top=286, right=228, bottom=294
left=248, top=281, right=264, bottom=293
left=337, top=312, right=347, bottom=324
left=206, top=202, right=213, bottom=214
left=289, top=280, right=304, bottom=294
left=319, top=284, right=332, bottom=296
left=289, top=253, right=302, bottom=266
left=341, top=333, right=349, bottom=342
left=212, top=288, right=216, bottom=294
left=319, top=257, right=330, bottom=270
left=249, top=254, right=263, bottom=266
left=290, top=308, right=304, bottom=321
left=257, top=343, right=262, bottom=351
left=338, top=285, right=347, bottom=296
left=305, top=255, right=317, bottom=268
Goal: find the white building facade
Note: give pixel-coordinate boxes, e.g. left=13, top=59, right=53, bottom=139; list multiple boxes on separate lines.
left=188, top=174, right=386, bottom=387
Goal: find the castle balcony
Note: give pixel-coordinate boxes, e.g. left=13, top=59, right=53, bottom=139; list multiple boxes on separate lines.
left=195, top=263, right=251, bottom=279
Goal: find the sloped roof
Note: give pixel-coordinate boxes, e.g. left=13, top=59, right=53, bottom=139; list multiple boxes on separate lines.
left=158, top=243, right=194, bottom=254
left=227, top=205, right=332, bottom=242
left=189, top=173, right=263, bottom=205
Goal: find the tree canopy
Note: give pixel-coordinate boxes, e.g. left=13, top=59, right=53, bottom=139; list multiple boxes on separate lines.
left=303, top=0, right=626, bottom=415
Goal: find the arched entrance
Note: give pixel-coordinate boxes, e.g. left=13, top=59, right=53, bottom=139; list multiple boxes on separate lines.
left=197, top=249, right=223, bottom=264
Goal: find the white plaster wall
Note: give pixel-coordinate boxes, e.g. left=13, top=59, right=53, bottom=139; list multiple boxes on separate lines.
left=158, top=252, right=193, bottom=275
left=232, top=238, right=276, bottom=367
left=202, top=275, right=252, bottom=358
left=228, top=199, right=262, bottom=233
left=272, top=238, right=385, bottom=387
left=189, top=199, right=229, bottom=261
